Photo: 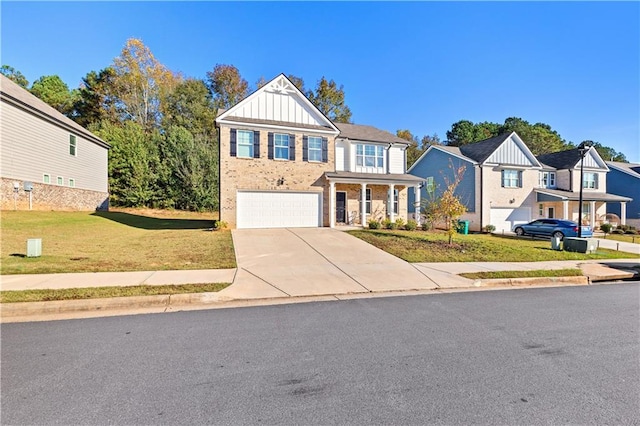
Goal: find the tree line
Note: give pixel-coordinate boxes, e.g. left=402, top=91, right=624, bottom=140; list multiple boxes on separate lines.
left=2, top=37, right=628, bottom=211
left=1, top=38, right=352, bottom=211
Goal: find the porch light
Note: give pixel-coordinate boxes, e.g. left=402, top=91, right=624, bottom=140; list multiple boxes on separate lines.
left=577, top=141, right=594, bottom=237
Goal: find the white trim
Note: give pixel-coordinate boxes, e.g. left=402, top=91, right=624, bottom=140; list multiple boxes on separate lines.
left=43, top=173, right=50, bottom=184
left=216, top=74, right=339, bottom=135
left=606, top=162, right=640, bottom=178
left=68, top=178, right=75, bottom=187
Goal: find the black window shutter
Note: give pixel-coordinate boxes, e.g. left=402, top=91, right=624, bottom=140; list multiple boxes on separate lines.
left=267, top=132, right=274, bottom=160
left=253, top=131, right=260, bottom=158
left=322, top=137, right=328, bottom=163
left=519, top=171, right=523, bottom=188
left=230, top=129, right=237, bottom=157
left=289, top=134, right=295, bottom=161
left=303, top=136, right=309, bottom=162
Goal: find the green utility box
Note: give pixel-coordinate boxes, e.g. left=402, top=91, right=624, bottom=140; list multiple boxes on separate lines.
left=457, top=220, right=469, bottom=235
left=563, top=237, right=597, bottom=254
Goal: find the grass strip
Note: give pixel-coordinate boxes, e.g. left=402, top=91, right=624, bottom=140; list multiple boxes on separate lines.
left=460, top=269, right=583, bottom=280
left=0, top=283, right=230, bottom=303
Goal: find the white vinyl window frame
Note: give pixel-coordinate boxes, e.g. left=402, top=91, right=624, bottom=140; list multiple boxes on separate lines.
left=360, top=188, right=372, bottom=214
left=538, top=171, right=556, bottom=188
left=394, top=188, right=399, bottom=215
left=69, top=134, right=77, bottom=156
left=356, top=144, right=384, bottom=170
left=43, top=174, right=51, bottom=184
left=502, top=169, right=521, bottom=188
left=274, top=133, right=289, bottom=160
left=583, top=173, right=597, bottom=189
left=307, top=136, right=322, bottom=162
left=236, top=130, right=254, bottom=158
left=68, top=178, right=75, bottom=188
left=57, top=176, right=64, bottom=185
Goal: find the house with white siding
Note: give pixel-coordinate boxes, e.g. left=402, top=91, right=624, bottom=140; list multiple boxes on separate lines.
left=0, top=74, right=110, bottom=211
left=408, top=132, right=631, bottom=233
left=215, top=73, right=423, bottom=229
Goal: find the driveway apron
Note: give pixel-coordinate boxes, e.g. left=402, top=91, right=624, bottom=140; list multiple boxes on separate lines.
left=223, top=228, right=439, bottom=299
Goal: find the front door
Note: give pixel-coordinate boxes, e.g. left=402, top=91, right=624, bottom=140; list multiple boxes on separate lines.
left=336, top=191, right=346, bottom=223
left=548, top=207, right=555, bottom=218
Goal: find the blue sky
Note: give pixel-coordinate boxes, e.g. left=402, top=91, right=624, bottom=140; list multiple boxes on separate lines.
left=2, top=1, right=639, bottom=162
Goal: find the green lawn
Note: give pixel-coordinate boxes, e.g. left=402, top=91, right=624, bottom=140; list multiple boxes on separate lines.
left=348, top=229, right=639, bottom=263
left=599, top=233, right=640, bottom=244
left=0, top=283, right=230, bottom=303
left=460, top=269, right=583, bottom=280
left=1, top=209, right=236, bottom=274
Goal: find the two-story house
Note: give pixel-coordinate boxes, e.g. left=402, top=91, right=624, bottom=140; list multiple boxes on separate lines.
left=215, top=74, right=423, bottom=229
left=408, top=132, right=631, bottom=233
left=605, top=161, right=640, bottom=228
left=0, top=74, right=110, bottom=211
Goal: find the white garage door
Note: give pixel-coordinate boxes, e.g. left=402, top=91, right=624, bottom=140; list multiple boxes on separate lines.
left=237, top=191, right=322, bottom=229
left=490, top=207, right=531, bottom=233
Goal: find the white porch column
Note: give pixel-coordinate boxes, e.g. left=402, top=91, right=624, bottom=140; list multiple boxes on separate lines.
left=589, top=200, right=596, bottom=229
left=562, top=200, right=569, bottom=220
left=414, top=185, right=421, bottom=225
left=329, top=181, right=336, bottom=228
left=361, top=183, right=367, bottom=227
left=620, top=202, right=627, bottom=226
left=388, top=184, right=395, bottom=222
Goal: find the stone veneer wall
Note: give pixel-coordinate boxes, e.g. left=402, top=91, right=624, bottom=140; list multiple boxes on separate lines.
left=1, top=178, right=109, bottom=211
left=219, top=126, right=336, bottom=228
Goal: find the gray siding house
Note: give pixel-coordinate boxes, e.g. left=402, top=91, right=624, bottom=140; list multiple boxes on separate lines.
left=0, top=74, right=110, bottom=211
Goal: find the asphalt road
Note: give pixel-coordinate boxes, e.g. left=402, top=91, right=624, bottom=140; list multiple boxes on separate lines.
left=2, top=284, right=639, bottom=425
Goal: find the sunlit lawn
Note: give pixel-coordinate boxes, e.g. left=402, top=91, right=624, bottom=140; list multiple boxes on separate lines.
left=599, top=233, right=640, bottom=244
left=348, top=229, right=639, bottom=263
left=1, top=209, right=236, bottom=274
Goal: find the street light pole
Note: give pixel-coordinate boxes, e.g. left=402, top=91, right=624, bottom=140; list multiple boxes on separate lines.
left=577, top=141, right=593, bottom=238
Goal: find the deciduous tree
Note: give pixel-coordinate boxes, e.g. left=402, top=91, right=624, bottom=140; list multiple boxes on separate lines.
left=206, top=64, right=249, bottom=110
left=307, top=76, right=352, bottom=123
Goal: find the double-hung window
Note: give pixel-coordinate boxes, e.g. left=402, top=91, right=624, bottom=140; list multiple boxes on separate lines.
left=502, top=169, right=521, bottom=188
left=356, top=144, right=384, bottom=169
left=425, top=176, right=435, bottom=195
left=69, top=135, right=77, bottom=156
left=538, top=171, right=556, bottom=188
left=274, top=134, right=289, bottom=160
left=583, top=173, right=597, bottom=189
left=307, top=136, right=322, bottom=162
left=237, top=130, right=254, bottom=158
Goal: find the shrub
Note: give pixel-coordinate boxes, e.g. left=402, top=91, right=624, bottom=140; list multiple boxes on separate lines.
left=405, top=219, right=417, bottom=231
left=599, top=223, right=612, bottom=236
left=421, top=222, right=430, bottom=231
left=613, top=229, right=625, bottom=234
left=395, top=218, right=405, bottom=230
left=625, top=229, right=638, bottom=235
left=212, top=220, right=228, bottom=231
left=389, top=222, right=398, bottom=230
left=368, top=219, right=381, bottom=229
left=381, top=218, right=392, bottom=229
left=485, top=224, right=496, bottom=233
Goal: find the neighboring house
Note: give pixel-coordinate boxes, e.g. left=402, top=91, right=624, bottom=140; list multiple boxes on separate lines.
left=408, top=132, right=631, bottom=233
left=214, top=73, right=423, bottom=229
left=605, top=161, right=640, bottom=228
left=0, top=74, right=110, bottom=211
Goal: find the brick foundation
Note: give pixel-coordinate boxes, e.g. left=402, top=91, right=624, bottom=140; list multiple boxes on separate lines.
left=1, top=178, right=109, bottom=211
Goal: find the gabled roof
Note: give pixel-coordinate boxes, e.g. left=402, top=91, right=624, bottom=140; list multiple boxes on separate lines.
left=407, top=144, right=477, bottom=173
left=537, top=147, right=608, bottom=171
left=606, top=161, right=640, bottom=178
left=215, top=73, right=339, bottom=135
left=0, top=74, right=109, bottom=149
left=335, top=122, right=410, bottom=145
left=459, top=133, right=512, bottom=163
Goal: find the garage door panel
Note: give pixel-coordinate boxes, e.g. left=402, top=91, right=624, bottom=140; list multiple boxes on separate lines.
left=490, top=207, right=530, bottom=233
left=237, top=191, right=322, bottom=229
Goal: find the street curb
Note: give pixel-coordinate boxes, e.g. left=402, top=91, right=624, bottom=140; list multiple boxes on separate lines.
left=472, top=276, right=589, bottom=287
left=0, top=277, right=595, bottom=321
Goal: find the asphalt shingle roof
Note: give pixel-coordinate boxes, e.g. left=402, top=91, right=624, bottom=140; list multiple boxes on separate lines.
left=458, top=133, right=512, bottom=163
left=335, top=123, right=411, bottom=145
left=607, top=161, right=640, bottom=177
left=537, top=149, right=582, bottom=170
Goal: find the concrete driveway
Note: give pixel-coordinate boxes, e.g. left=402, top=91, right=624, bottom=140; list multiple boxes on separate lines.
left=219, top=228, right=444, bottom=299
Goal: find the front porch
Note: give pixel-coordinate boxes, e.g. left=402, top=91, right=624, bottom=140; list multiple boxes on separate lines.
left=325, top=172, right=423, bottom=228
left=535, top=188, right=632, bottom=229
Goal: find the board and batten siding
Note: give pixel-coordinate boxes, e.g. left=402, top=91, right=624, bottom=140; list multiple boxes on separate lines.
left=335, top=139, right=347, bottom=171
left=0, top=101, right=108, bottom=193
left=388, top=145, right=405, bottom=174
left=485, top=136, right=537, bottom=166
